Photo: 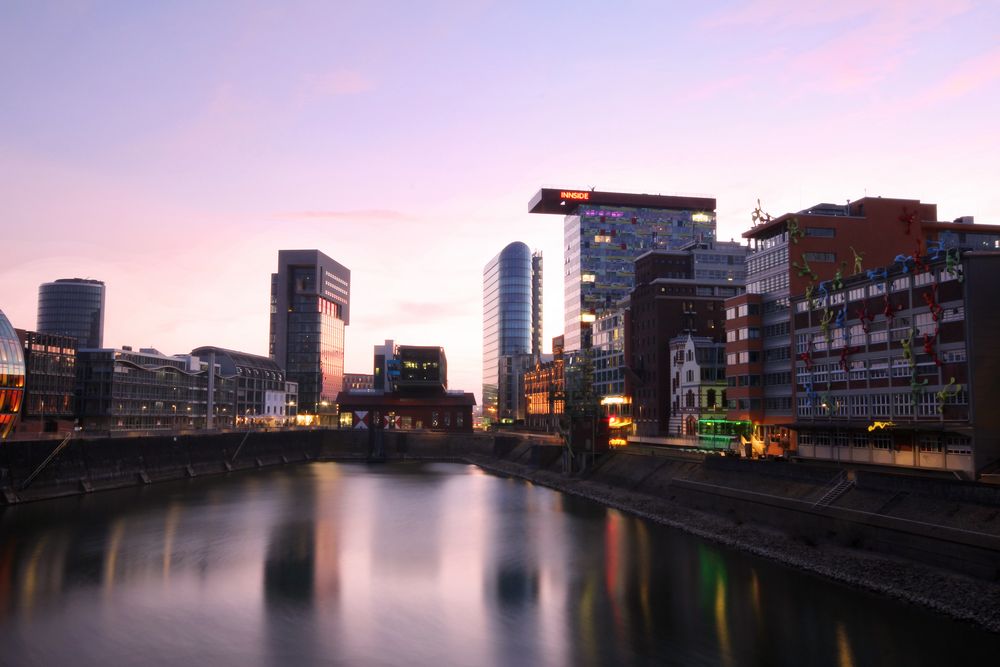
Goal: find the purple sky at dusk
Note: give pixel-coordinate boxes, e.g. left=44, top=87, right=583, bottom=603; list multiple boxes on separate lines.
left=2, top=1, right=999, bottom=401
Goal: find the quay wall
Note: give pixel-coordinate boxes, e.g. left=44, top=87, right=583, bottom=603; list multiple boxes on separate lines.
left=2, top=430, right=999, bottom=585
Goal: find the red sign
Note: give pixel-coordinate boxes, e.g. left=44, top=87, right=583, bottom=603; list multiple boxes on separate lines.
left=560, top=191, right=590, bottom=201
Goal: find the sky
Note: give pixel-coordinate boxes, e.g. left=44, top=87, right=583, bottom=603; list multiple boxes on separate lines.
left=2, top=0, right=999, bottom=402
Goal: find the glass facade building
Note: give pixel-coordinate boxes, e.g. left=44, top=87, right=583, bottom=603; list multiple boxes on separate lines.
left=482, top=242, right=541, bottom=425
left=563, top=206, right=716, bottom=350
left=76, top=348, right=234, bottom=431
left=270, top=250, right=350, bottom=420
left=37, top=278, right=105, bottom=348
left=15, top=330, right=77, bottom=428
left=0, top=310, right=26, bottom=439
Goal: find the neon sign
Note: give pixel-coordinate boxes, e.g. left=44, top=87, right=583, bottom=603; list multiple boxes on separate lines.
left=867, top=421, right=895, bottom=432
left=560, top=191, right=590, bottom=201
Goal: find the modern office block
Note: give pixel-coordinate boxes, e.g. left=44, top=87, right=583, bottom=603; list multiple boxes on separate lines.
left=270, top=250, right=350, bottom=420
left=37, top=278, right=105, bottom=348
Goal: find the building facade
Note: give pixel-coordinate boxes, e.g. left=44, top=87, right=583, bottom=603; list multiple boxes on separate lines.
left=725, top=197, right=1000, bottom=458
left=667, top=334, right=728, bottom=440
left=338, top=343, right=475, bottom=432
left=791, top=251, right=1000, bottom=477
left=37, top=278, right=105, bottom=348
left=343, top=373, right=374, bottom=392
left=14, top=329, right=77, bottom=433
left=629, top=242, right=746, bottom=437
left=528, top=188, right=717, bottom=351
left=76, top=347, right=235, bottom=431
left=482, top=242, right=541, bottom=425
left=0, top=310, right=26, bottom=439
left=191, top=346, right=297, bottom=425
left=270, top=250, right=350, bottom=420
left=524, top=336, right=565, bottom=432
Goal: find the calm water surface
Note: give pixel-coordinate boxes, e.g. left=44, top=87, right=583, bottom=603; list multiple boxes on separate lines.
left=0, top=462, right=996, bottom=666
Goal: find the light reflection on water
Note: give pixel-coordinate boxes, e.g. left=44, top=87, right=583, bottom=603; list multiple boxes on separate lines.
left=0, top=462, right=995, bottom=666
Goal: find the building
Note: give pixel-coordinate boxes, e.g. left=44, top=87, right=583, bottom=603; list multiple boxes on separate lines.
left=482, top=242, right=542, bottom=425
left=270, top=250, right=350, bottom=422
left=789, top=250, right=1000, bottom=477
left=629, top=241, right=747, bottom=437
left=667, top=334, right=728, bottom=441
left=343, top=373, right=374, bottom=392
left=725, top=196, right=1000, bottom=458
left=528, top=188, right=717, bottom=351
left=524, top=336, right=565, bottom=432
left=337, top=344, right=475, bottom=432
left=37, top=278, right=105, bottom=348
left=14, top=329, right=77, bottom=433
left=593, top=308, right=627, bottom=399
left=191, top=346, right=298, bottom=426
left=0, top=310, right=26, bottom=439
left=76, top=347, right=234, bottom=431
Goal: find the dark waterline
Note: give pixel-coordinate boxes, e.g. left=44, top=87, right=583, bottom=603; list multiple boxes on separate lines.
left=0, top=462, right=996, bottom=666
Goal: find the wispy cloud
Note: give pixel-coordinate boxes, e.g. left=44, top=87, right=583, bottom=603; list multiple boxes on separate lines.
left=914, top=45, right=1000, bottom=105
left=702, top=0, right=975, bottom=93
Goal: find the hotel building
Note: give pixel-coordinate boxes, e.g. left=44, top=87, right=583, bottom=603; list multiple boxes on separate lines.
left=528, top=188, right=716, bottom=351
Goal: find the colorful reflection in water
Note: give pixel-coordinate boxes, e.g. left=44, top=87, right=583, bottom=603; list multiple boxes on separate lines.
left=0, top=462, right=995, bottom=666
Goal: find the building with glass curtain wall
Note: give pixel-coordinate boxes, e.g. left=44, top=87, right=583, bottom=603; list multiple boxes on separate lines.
left=270, top=250, right=350, bottom=422
left=528, top=188, right=716, bottom=351
left=37, top=278, right=105, bottom=348
left=482, top=242, right=542, bottom=425
left=0, top=310, right=26, bottom=439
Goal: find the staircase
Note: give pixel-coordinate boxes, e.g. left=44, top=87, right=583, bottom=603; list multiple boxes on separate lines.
left=814, top=471, right=854, bottom=508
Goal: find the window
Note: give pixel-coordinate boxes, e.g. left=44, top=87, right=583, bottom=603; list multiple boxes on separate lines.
left=849, top=324, right=865, bottom=347
left=796, top=333, right=811, bottom=353
left=944, top=435, right=971, bottom=455
left=871, top=393, right=890, bottom=416
left=848, top=287, right=866, bottom=302
left=890, top=276, right=911, bottom=292
left=914, top=312, right=935, bottom=335
left=942, top=306, right=965, bottom=322
left=914, top=271, right=936, bottom=287
left=872, top=434, right=891, bottom=450
left=869, top=283, right=886, bottom=297
left=852, top=433, right=869, bottom=448
left=804, top=227, right=836, bottom=238
left=804, top=252, right=836, bottom=263
left=849, top=361, right=866, bottom=381
left=893, top=393, right=913, bottom=417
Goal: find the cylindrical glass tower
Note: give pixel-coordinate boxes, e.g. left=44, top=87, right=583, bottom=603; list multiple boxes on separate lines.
left=37, top=278, right=106, bottom=348
left=0, top=309, right=26, bottom=439
left=483, top=242, right=534, bottom=425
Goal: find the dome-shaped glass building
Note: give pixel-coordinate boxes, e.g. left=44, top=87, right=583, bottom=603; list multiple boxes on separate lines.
left=0, top=309, right=26, bottom=439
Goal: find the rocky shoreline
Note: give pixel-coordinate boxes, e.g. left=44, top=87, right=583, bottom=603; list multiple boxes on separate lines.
left=468, top=454, right=1000, bottom=635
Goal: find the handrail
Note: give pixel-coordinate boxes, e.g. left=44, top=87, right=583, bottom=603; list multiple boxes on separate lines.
left=20, top=432, right=75, bottom=491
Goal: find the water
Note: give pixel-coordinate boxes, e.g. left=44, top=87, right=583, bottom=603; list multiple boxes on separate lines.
left=0, top=462, right=996, bottom=666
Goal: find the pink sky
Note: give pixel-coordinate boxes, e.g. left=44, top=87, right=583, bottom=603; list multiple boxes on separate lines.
left=2, top=1, right=998, bottom=402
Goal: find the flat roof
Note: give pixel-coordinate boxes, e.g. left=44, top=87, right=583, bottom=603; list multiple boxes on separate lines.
left=529, top=188, right=715, bottom=215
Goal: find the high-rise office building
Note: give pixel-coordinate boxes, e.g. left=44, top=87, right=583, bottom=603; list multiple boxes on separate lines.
left=482, top=242, right=541, bottom=425
left=37, top=278, right=105, bottom=348
left=0, top=309, right=26, bottom=439
left=269, top=250, right=350, bottom=419
left=529, top=188, right=717, bottom=351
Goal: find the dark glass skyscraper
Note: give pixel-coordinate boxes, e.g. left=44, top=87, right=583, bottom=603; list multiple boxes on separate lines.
left=482, top=242, right=541, bottom=425
left=269, top=250, right=350, bottom=420
left=36, top=278, right=105, bottom=348
left=0, top=309, right=26, bottom=439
